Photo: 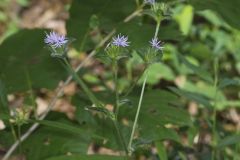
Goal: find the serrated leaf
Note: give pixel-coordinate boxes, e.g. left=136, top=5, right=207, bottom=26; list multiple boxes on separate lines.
left=218, top=78, right=240, bottom=89
left=179, top=55, right=213, bottom=83
left=217, top=134, right=240, bottom=149
left=169, top=87, right=212, bottom=108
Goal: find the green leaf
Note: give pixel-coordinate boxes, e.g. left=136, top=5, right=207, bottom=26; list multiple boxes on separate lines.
left=46, top=155, right=126, bottom=160
left=190, top=0, right=240, bottom=29
left=169, top=87, right=212, bottom=108
left=0, top=112, right=10, bottom=120
left=175, top=5, right=194, bottom=35
left=66, top=0, right=135, bottom=50
left=217, top=134, right=240, bottom=149
left=117, top=21, right=183, bottom=49
left=0, top=29, right=67, bottom=93
left=155, top=141, right=168, bottom=160
left=121, top=89, right=192, bottom=126
left=179, top=55, right=213, bottom=83
left=218, top=78, right=240, bottom=89
left=139, top=63, right=175, bottom=85
left=0, top=80, right=9, bottom=113
left=140, top=126, right=180, bottom=143
left=29, top=119, right=88, bottom=136
left=23, top=113, right=91, bottom=160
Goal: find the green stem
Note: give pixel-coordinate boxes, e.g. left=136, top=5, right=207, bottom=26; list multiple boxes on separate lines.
left=112, top=59, right=128, bottom=156
left=63, top=58, right=101, bottom=107
left=17, top=124, right=22, bottom=155
left=113, top=120, right=128, bottom=155
left=10, top=124, right=18, bottom=142
left=63, top=58, right=128, bottom=156
left=234, top=131, right=240, bottom=160
left=211, top=58, right=219, bottom=160
left=113, top=60, right=120, bottom=118
left=25, top=68, right=37, bottom=118
left=135, top=0, right=140, bottom=7
left=128, top=70, right=148, bottom=155
left=123, top=66, right=147, bottom=98
left=154, top=20, right=161, bottom=38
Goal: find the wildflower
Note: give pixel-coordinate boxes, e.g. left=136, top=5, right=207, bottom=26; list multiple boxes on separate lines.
left=144, top=0, right=155, bottom=5
left=112, top=34, right=130, bottom=47
left=44, top=31, right=68, bottom=48
left=149, top=38, right=164, bottom=51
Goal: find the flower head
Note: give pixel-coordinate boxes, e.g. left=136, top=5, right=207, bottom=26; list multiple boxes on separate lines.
left=144, top=0, right=155, bottom=5
left=149, top=38, right=164, bottom=51
left=112, top=34, right=130, bottom=47
left=44, top=31, right=68, bottom=48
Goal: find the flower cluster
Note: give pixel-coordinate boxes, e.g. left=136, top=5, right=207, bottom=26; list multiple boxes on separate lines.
left=149, top=38, right=164, bottom=51
left=112, top=34, right=130, bottom=47
left=44, top=31, right=68, bottom=48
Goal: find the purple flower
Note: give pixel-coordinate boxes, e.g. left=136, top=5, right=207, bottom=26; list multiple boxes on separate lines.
left=44, top=31, right=68, bottom=48
left=112, top=34, right=130, bottom=47
left=150, top=38, right=164, bottom=51
left=144, top=0, right=155, bottom=5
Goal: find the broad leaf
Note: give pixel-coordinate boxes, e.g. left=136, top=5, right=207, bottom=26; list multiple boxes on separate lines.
left=190, top=0, right=240, bottom=29
left=23, top=113, right=91, bottom=160
left=169, top=87, right=212, bottom=108
left=0, top=29, right=67, bottom=93
left=66, top=0, right=135, bottom=50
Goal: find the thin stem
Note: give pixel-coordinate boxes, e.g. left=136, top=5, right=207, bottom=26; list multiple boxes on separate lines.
left=113, top=120, right=128, bottom=155
left=123, top=66, right=147, bottom=98
left=113, top=60, right=120, bottom=117
left=17, top=124, right=22, bottom=155
left=135, top=0, right=140, bottom=7
left=112, top=60, right=128, bottom=156
left=123, top=4, right=144, bottom=23
left=154, top=20, right=161, bottom=39
left=127, top=11, right=162, bottom=155
left=63, top=58, right=101, bottom=107
left=25, top=68, right=37, bottom=118
left=10, top=124, right=18, bottom=143
left=65, top=58, right=128, bottom=156
left=211, top=58, right=219, bottom=160
left=128, top=70, right=148, bottom=155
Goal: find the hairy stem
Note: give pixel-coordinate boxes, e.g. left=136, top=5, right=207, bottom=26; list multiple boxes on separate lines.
left=128, top=70, right=148, bottom=155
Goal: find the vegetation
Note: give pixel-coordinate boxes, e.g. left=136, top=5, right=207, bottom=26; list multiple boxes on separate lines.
left=1, top=0, right=240, bottom=160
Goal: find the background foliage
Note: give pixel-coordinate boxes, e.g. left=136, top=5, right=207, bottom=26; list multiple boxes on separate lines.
left=1, top=0, right=240, bottom=160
